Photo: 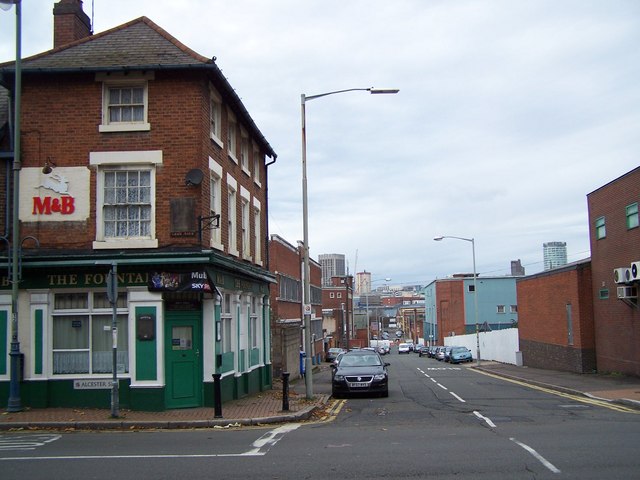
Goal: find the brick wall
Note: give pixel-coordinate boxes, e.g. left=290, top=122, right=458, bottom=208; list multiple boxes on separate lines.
left=517, top=261, right=595, bottom=373
left=588, top=167, right=640, bottom=376
left=435, top=279, right=466, bottom=344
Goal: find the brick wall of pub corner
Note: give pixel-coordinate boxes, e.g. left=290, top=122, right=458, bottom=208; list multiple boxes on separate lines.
left=18, top=70, right=268, bottom=262
left=517, top=263, right=596, bottom=373
left=588, top=167, right=640, bottom=376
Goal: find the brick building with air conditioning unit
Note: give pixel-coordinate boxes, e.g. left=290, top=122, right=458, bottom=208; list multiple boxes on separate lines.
left=587, top=166, right=640, bottom=376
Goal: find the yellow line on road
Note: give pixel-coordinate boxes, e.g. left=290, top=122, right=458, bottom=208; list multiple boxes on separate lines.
left=472, top=369, right=639, bottom=414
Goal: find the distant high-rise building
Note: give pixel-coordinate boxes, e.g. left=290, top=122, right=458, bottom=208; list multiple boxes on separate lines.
left=319, top=253, right=346, bottom=286
left=543, top=242, right=567, bottom=270
left=511, top=259, right=525, bottom=276
left=355, top=271, right=372, bottom=295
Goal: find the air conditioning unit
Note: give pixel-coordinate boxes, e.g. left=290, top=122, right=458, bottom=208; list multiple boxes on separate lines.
left=617, top=286, right=638, bottom=299
left=630, top=261, right=640, bottom=281
left=613, top=267, right=631, bottom=284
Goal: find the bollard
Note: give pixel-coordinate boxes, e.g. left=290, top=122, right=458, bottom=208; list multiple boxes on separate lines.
left=212, top=373, right=223, bottom=418
left=281, top=371, right=290, bottom=411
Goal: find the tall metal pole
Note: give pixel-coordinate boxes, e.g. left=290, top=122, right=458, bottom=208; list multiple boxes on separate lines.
left=107, top=263, right=119, bottom=417
left=471, top=238, right=480, bottom=366
left=7, top=0, right=22, bottom=413
left=300, top=94, right=313, bottom=399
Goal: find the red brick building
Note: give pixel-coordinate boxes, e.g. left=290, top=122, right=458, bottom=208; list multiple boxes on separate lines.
left=321, top=275, right=354, bottom=350
left=268, top=235, right=322, bottom=377
left=517, top=260, right=595, bottom=373
left=0, top=1, right=277, bottom=410
left=587, top=167, right=640, bottom=376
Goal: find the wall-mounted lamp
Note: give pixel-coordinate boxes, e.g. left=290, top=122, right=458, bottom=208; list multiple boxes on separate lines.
left=42, top=157, right=56, bottom=174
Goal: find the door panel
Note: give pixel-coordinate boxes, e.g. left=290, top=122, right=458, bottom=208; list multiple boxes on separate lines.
left=165, top=311, right=202, bottom=408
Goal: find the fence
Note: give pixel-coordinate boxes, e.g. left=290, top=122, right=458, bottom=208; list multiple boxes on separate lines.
left=443, top=328, right=520, bottom=365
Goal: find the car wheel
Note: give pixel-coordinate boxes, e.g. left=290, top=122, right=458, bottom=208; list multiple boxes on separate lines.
left=381, top=389, right=389, bottom=398
left=332, top=390, right=341, bottom=399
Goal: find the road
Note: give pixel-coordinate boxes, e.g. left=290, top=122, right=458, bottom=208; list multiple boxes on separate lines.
left=1, top=350, right=639, bottom=479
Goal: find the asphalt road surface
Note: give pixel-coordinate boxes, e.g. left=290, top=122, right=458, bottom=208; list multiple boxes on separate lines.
left=2, top=350, right=639, bottom=479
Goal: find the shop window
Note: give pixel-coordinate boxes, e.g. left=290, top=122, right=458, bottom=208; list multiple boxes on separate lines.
left=52, top=292, right=129, bottom=375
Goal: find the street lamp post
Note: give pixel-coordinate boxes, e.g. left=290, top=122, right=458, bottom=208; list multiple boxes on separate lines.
left=2, top=0, right=23, bottom=412
left=434, top=236, right=481, bottom=366
left=301, top=87, right=398, bottom=399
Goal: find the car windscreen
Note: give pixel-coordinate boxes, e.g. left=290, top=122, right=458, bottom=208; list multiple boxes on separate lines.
left=339, top=355, right=382, bottom=367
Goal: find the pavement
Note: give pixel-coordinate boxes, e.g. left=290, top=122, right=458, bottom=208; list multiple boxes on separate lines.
left=1, top=360, right=639, bottom=431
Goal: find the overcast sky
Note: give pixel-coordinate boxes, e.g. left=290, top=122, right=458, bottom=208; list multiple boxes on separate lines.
left=2, top=0, right=639, bottom=286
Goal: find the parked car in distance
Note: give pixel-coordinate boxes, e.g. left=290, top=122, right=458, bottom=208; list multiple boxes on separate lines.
left=428, top=346, right=440, bottom=358
left=417, top=345, right=429, bottom=357
left=435, top=346, right=446, bottom=361
left=331, top=349, right=390, bottom=398
left=325, top=347, right=347, bottom=363
left=443, top=346, right=454, bottom=362
left=398, top=343, right=411, bottom=354
left=449, top=346, right=473, bottom=364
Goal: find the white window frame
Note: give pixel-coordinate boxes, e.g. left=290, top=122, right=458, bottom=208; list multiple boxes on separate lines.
left=240, top=187, right=251, bottom=260
left=208, top=157, right=223, bottom=250
left=227, top=110, right=238, bottom=163
left=227, top=175, right=238, bottom=256
left=252, top=144, right=262, bottom=187
left=240, top=128, right=250, bottom=175
left=90, top=151, right=161, bottom=249
left=253, top=198, right=262, bottom=265
left=250, top=296, right=259, bottom=350
left=209, top=85, right=223, bottom=148
left=97, top=72, right=153, bottom=133
left=51, top=291, right=129, bottom=377
left=497, top=305, right=506, bottom=314
left=221, top=293, right=233, bottom=354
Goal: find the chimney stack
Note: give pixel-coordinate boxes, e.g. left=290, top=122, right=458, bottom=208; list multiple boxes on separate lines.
left=53, top=0, right=92, bottom=48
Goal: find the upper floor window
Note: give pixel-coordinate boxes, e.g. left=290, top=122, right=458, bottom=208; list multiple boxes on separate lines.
left=209, top=157, right=223, bottom=250
left=228, top=111, right=238, bottom=162
left=497, top=305, right=506, bottom=314
left=90, top=150, right=161, bottom=249
left=510, top=305, right=518, bottom=313
left=240, top=129, right=250, bottom=174
left=253, top=199, right=262, bottom=265
left=227, top=175, right=238, bottom=256
left=595, top=216, right=606, bottom=239
left=210, top=86, right=223, bottom=147
left=253, top=145, right=262, bottom=186
left=241, top=195, right=250, bottom=260
left=97, top=72, right=153, bottom=133
left=626, top=203, right=639, bottom=230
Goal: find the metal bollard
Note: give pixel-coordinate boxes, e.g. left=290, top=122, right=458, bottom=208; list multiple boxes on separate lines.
left=212, top=373, right=223, bottom=418
left=281, top=371, right=290, bottom=411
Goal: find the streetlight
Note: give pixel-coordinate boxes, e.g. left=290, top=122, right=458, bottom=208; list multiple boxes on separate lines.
left=434, top=235, right=481, bottom=366
left=1, top=0, right=22, bottom=412
left=301, top=87, right=398, bottom=399
left=365, top=277, right=391, bottom=347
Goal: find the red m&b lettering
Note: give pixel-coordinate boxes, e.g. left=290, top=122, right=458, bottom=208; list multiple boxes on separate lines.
left=32, top=196, right=75, bottom=215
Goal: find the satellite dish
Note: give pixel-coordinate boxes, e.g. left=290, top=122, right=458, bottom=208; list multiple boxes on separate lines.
left=185, top=168, right=204, bottom=186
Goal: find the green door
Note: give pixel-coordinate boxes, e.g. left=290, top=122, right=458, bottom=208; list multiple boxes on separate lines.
left=165, top=311, right=202, bottom=409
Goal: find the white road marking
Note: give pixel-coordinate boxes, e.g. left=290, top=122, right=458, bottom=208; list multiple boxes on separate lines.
left=0, top=424, right=301, bottom=461
left=450, top=392, right=466, bottom=403
left=473, top=410, right=496, bottom=428
left=510, top=438, right=561, bottom=474
left=437, top=383, right=448, bottom=391
left=0, top=434, right=61, bottom=451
